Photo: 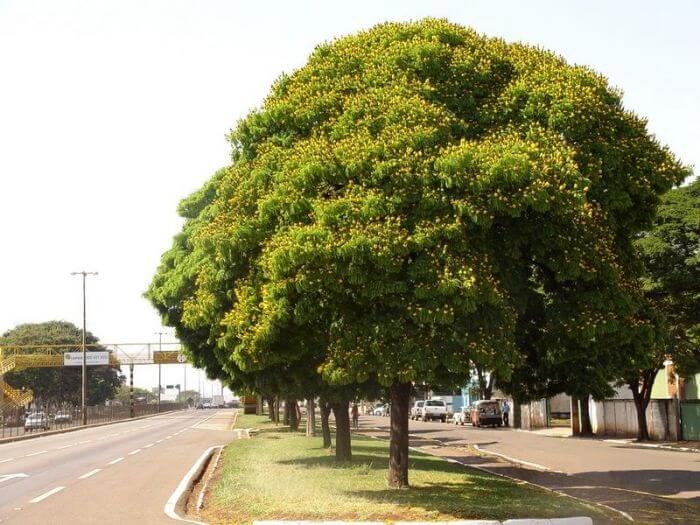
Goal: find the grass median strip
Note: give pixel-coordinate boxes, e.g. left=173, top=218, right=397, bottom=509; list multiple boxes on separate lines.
left=199, top=415, right=615, bottom=524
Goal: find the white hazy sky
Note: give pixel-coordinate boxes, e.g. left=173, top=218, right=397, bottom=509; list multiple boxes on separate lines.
left=1, top=0, right=698, bottom=389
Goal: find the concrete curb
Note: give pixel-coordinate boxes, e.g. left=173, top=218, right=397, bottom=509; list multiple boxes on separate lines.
left=0, top=408, right=186, bottom=445
left=164, top=444, right=222, bottom=524
left=602, top=438, right=699, bottom=453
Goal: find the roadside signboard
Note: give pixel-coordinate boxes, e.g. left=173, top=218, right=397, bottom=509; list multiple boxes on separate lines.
left=63, top=351, right=110, bottom=366
left=154, top=350, right=187, bottom=364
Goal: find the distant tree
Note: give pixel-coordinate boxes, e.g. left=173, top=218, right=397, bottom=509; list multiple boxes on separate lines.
left=177, top=389, right=201, bottom=404
left=147, top=19, right=686, bottom=487
left=0, top=321, right=122, bottom=406
left=114, top=385, right=156, bottom=404
left=623, top=179, right=700, bottom=440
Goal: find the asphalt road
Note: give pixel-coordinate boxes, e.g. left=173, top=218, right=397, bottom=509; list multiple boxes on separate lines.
left=0, top=408, right=235, bottom=524
left=363, top=414, right=700, bottom=523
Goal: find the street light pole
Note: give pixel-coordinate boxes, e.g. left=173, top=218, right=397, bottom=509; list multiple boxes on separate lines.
left=71, top=270, right=98, bottom=426
left=155, top=331, right=165, bottom=413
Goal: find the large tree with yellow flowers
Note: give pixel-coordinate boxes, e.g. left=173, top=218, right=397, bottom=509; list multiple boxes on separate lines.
left=147, top=19, right=687, bottom=487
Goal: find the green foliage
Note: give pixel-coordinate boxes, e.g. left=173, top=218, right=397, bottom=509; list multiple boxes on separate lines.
left=147, top=19, right=687, bottom=400
left=114, top=385, right=156, bottom=404
left=634, top=179, right=700, bottom=376
left=0, top=321, right=123, bottom=405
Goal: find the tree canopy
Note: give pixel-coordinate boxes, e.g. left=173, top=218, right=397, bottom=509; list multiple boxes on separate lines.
left=147, top=18, right=687, bottom=483
left=635, top=177, right=700, bottom=371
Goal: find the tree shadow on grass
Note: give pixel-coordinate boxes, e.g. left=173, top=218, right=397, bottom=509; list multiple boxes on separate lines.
left=347, top=477, right=612, bottom=523
left=276, top=442, right=510, bottom=476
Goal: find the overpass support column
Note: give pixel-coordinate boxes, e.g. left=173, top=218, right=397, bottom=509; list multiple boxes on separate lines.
left=129, top=363, right=134, bottom=418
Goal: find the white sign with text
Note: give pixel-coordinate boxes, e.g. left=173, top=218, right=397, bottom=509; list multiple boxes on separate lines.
left=63, top=351, right=109, bottom=366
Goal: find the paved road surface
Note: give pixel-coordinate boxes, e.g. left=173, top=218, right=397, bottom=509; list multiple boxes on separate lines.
left=363, top=415, right=700, bottom=523
left=0, top=408, right=235, bottom=524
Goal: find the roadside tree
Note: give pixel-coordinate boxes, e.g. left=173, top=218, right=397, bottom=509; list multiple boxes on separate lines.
left=147, top=19, right=686, bottom=487
left=623, top=179, right=699, bottom=440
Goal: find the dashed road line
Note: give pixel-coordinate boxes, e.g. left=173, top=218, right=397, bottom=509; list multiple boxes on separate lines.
left=29, top=486, right=65, bottom=503
left=144, top=443, right=154, bottom=448
left=24, top=450, right=47, bottom=457
left=128, top=449, right=142, bottom=455
left=107, top=457, right=124, bottom=465
left=78, top=469, right=101, bottom=479
left=0, top=458, right=15, bottom=464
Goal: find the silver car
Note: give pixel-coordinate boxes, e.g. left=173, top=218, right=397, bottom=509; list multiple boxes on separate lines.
left=24, top=412, right=50, bottom=431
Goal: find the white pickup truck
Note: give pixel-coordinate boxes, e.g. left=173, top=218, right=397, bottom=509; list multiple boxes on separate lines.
left=419, top=399, right=447, bottom=422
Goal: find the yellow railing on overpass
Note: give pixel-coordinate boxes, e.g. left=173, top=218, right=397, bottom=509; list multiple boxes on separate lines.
left=1, top=382, right=33, bottom=407
left=0, top=342, right=187, bottom=408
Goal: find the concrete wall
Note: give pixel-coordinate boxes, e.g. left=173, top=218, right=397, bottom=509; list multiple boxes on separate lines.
left=589, top=398, right=679, bottom=440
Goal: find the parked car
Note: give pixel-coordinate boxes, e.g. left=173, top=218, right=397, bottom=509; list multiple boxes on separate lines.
left=24, top=412, right=50, bottom=432
left=419, top=399, right=447, bottom=422
left=53, top=411, right=72, bottom=424
left=410, top=401, right=425, bottom=420
left=373, top=404, right=389, bottom=416
left=470, top=400, right=502, bottom=427
left=453, top=406, right=470, bottom=425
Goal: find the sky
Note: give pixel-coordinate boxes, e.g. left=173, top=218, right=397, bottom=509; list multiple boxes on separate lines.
left=0, top=0, right=698, bottom=390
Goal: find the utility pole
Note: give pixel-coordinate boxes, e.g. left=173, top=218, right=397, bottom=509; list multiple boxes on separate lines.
left=155, top=331, right=165, bottom=413
left=71, top=270, right=98, bottom=426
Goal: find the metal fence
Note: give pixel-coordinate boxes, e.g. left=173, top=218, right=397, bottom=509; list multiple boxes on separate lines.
left=681, top=400, right=700, bottom=441
left=0, top=401, right=186, bottom=439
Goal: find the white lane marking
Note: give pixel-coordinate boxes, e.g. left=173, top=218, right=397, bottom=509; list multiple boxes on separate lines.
left=78, top=469, right=101, bottom=479
left=128, top=449, right=142, bottom=455
left=57, top=444, right=74, bottom=449
left=78, top=440, right=91, bottom=444
left=165, top=436, right=172, bottom=440
left=156, top=439, right=163, bottom=443
left=107, top=457, right=124, bottom=465
left=0, top=458, right=15, bottom=464
left=144, top=443, right=154, bottom=448
left=0, top=473, right=29, bottom=484
left=24, top=450, right=47, bottom=457
left=29, top=486, right=65, bottom=503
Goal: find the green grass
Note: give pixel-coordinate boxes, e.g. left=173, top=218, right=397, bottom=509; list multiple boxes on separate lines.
left=202, top=418, right=615, bottom=524
left=234, top=412, right=277, bottom=430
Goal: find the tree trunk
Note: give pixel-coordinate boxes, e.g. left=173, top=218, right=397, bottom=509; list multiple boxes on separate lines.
left=630, top=384, right=651, bottom=441
left=485, top=373, right=495, bottom=400
left=273, top=397, right=280, bottom=424
left=579, top=395, right=593, bottom=435
left=331, top=401, right=351, bottom=461
left=287, top=399, right=299, bottom=431
left=266, top=397, right=275, bottom=420
left=306, top=398, right=316, bottom=437
left=512, top=401, right=521, bottom=429
left=283, top=400, right=290, bottom=426
left=570, top=396, right=581, bottom=435
left=388, top=382, right=411, bottom=488
left=320, top=400, right=332, bottom=448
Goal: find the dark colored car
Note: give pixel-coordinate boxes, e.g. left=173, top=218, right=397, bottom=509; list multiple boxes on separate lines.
left=470, top=400, right=502, bottom=427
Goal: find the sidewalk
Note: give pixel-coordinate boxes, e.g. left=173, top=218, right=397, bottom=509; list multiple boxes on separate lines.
left=519, top=426, right=700, bottom=453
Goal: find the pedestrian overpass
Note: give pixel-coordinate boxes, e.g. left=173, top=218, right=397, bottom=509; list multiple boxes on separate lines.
left=0, top=343, right=187, bottom=409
